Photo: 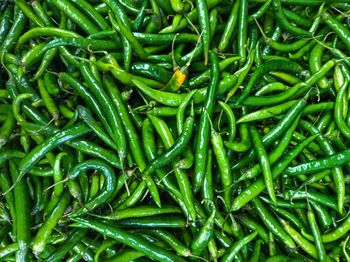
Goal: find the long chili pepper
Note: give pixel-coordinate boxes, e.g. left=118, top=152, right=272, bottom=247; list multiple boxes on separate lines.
left=1, top=1, right=350, bottom=261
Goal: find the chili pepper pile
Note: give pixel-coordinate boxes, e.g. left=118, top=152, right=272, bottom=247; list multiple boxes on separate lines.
left=1, top=0, right=350, bottom=261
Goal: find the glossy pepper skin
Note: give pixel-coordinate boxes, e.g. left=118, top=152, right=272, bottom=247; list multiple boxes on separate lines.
left=2, top=1, right=350, bottom=261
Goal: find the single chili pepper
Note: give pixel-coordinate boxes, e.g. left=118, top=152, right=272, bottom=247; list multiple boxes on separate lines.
left=52, top=152, right=66, bottom=198
left=0, top=5, right=13, bottom=44
left=18, top=123, right=91, bottom=176
left=227, top=49, right=256, bottom=98
left=77, top=106, right=117, bottom=151
left=273, top=207, right=305, bottom=230
left=32, top=191, right=71, bottom=255
left=102, top=205, right=181, bottom=221
left=196, top=0, right=210, bottom=64
left=250, top=125, right=276, bottom=204
left=0, top=6, right=27, bottom=52
left=191, top=205, right=216, bottom=256
left=37, top=77, right=59, bottom=123
left=309, top=43, right=329, bottom=89
left=131, top=62, right=172, bottom=83
left=237, top=100, right=297, bottom=123
left=67, top=159, right=117, bottom=216
left=259, top=195, right=306, bottom=209
left=211, top=127, right=233, bottom=208
left=70, top=0, right=110, bottom=30
left=193, top=51, right=219, bottom=193
left=32, top=48, right=58, bottom=81
left=322, top=12, right=350, bottom=51
left=237, top=0, right=248, bottom=63
left=18, top=27, right=81, bottom=45
left=50, top=0, right=99, bottom=34
left=282, top=190, right=338, bottom=212
left=307, top=205, right=327, bottom=262
left=218, top=101, right=236, bottom=143
left=161, top=66, right=188, bottom=93
left=9, top=160, right=31, bottom=262
left=218, top=0, right=239, bottom=51
left=285, top=148, right=350, bottom=176
left=72, top=216, right=187, bottom=262
left=322, top=213, right=350, bottom=243
left=273, top=0, right=312, bottom=37
left=248, top=0, right=272, bottom=23
left=22, top=38, right=122, bottom=68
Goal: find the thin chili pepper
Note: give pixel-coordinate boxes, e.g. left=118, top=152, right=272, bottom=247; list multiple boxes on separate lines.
left=9, top=160, right=31, bottom=261
left=218, top=0, right=239, bottom=51
left=191, top=206, right=215, bottom=256
left=72, top=216, right=187, bottom=262
left=22, top=38, right=122, bottom=68
left=32, top=191, right=71, bottom=255
left=273, top=0, right=312, bottom=37
left=211, top=127, right=233, bottom=208
left=238, top=0, right=248, bottom=63
left=282, top=190, right=338, bottom=212
left=193, top=51, right=219, bottom=193
left=309, top=43, right=329, bottom=89
left=285, top=148, right=350, bottom=176
left=50, top=0, right=99, bottom=34
left=307, top=205, right=327, bottom=262
left=196, top=0, right=210, bottom=64
left=18, top=124, right=91, bottom=176
left=0, top=6, right=27, bottom=52
left=322, top=12, right=350, bottom=51
left=250, top=125, right=276, bottom=204
left=77, top=106, right=117, bottom=151
left=18, top=27, right=81, bottom=45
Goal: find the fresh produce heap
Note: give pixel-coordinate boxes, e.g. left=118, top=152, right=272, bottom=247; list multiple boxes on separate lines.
left=1, top=0, right=350, bottom=261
